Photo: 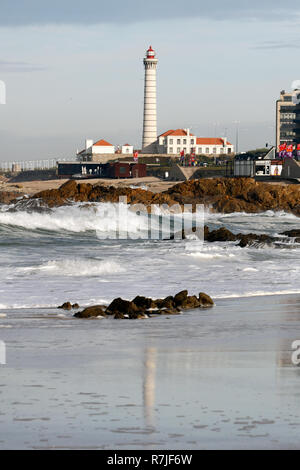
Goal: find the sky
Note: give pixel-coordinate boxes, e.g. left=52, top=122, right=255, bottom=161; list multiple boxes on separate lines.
left=1, top=0, right=300, bottom=160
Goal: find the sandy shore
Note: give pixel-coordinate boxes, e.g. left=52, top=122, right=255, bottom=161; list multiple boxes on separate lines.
left=0, top=176, right=177, bottom=196
left=1, top=293, right=300, bottom=449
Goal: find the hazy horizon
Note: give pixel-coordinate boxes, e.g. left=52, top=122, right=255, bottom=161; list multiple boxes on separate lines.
left=1, top=1, right=300, bottom=161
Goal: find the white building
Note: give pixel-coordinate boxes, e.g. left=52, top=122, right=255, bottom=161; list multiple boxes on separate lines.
left=157, top=129, right=234, bottom=155
left=77, top=138, right=115, bottom=160
left=121, top=144, right=134, bottom=154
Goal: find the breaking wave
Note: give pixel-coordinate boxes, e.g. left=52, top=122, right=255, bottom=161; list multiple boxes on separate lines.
left=0, top=202, right=150, bottom=235
left=17, top=258, right=125, bottom=277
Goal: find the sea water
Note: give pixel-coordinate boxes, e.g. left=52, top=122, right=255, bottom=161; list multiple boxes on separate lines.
left=0, top=202, right=299, bottom=449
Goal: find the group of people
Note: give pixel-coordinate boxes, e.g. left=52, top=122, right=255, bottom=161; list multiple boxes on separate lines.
left=278, top=143, right=300, bottom=160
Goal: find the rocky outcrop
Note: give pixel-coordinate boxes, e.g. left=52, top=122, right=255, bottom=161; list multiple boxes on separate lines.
left=205, top=227, right=237, bottom=242
left=30, top=180, right=177, bottom=209
left=74, top=305, right=105, bottom=318
left=58, top=302, right=80, bottom=310
left=280, top=229, right=300, bottom=243
left=165, top=178, right=300, bottom=216
left=237, top=233, right=275, bottom=248
left=0, top=191, right=23, bottom=205
left=281, top=229, right=300, bottom=237
left=180, top=225, right=276, bottom=247
left=20, top=178, right=300, bottom=216
left=72, top=290, right=214, bottom=319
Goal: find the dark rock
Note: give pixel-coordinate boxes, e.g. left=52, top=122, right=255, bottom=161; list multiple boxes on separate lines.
left=74, top=305, right=106, bottom=318
left=73, top=290, right=214, bottom=319
left=160, top=308, right=181, bottom=315
left=132, top=296, right=155, bottom=310
left=198, top=292, right=214, bottom=307
left=205, top=226, right=237, bottom=242
left=114, top=312, right=125, bottom=319
left=58, top=302, right=72, bottom=310
left=181, top=295, right=201, bottom=310
left=0, top=191, right=22, bottom=205
left=106, top=297, right=140, bottom=317
left=174, top=290, right=188, bottom=306
left=237, top=233, right=274, bottom=248
left=23, top=177, right=300, bottom=217
left=72, top=303, right=79, bottom=309
left=153, top=296, right=175, bottom=309
left=280, top=229, right=300, bottom=238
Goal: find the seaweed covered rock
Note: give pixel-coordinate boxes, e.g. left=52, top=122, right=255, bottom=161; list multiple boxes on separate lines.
left=74, top=305, right=106, bottom=318
left=198, top=292, right=214, bottom=307
left=58, top=302, right=72, bottom=310
left=205, top=226, right=237, bottom=242
left=106, top=297, right=141, bottom=318
left=73, top=290, right=214, bottom=320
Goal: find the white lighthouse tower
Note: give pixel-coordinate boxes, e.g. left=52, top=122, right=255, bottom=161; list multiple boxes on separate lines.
left=142, top=46, right=158, bottom=152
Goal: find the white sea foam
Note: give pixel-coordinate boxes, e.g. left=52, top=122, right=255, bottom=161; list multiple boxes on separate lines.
left=18, top=258, right=125, bottom=277
left=0, top=202, right=150, bottom=235
left=186, top=252, right=236, bottom=260
left=0, top=204, right=299, bottom=309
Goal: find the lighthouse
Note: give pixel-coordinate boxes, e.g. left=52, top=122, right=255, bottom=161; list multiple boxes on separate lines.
left=142, top=46, right=158, bottom=152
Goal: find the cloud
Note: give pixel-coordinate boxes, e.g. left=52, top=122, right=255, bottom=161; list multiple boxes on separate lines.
left=0, top=0, right=299, bottom=26
left=253, top=40, right=300, bottom=50
left=0, top=60, right=45, bottom=72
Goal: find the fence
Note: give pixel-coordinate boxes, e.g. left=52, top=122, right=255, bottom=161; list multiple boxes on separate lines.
left=0, top=158, right=75, bottom=172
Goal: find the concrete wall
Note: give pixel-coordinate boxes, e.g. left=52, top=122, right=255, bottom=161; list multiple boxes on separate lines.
left=281, top=158, right=300, bottom=179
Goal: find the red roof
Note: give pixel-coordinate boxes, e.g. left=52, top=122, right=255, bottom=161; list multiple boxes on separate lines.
left=196, top=138, right=232, bottom=146
left=159, top=129, right=195, bottom=137
left=93, top=139, right=114, bottom=147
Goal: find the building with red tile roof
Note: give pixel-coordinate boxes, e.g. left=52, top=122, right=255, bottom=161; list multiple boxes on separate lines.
left=157, top=128, right=234, bottom=155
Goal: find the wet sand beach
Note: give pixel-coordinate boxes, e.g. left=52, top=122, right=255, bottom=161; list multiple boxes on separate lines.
left=0, top=293, right=300, bottom=449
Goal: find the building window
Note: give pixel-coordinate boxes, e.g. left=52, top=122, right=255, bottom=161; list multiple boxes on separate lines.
left=220, top=148, right=224, bottom=153
left=198, top=148, right=202, bottom=154
left=169, top=147, right=173, bottom=153
left=213, top=147, right=217, bottom=154
left=206, top=148, right=209, bottom=154
left=177, top=147, right=181, bottom=153
left=169, top=139, right=173, bottom=144
left=183, top=139, right=187, bottom=144
left=227, top=148, right=231, bottom=154
left=183, top=148, right=187, bottom=153
left=191, top=139, right=194, bottom=145
left=177, top=139, right=181, bottom=144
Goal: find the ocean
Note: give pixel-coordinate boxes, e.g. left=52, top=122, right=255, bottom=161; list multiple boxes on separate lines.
left=0, top=201, right=300, bottom=449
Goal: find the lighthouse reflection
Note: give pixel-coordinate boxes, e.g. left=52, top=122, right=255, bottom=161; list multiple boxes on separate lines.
left=143, top=347, right=157, bottom=427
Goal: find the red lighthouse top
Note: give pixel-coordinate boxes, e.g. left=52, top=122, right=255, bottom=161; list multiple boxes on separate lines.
left=146, top=45, right=155, bottom=59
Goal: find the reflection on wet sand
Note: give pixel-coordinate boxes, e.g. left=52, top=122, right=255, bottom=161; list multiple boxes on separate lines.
left=143, top=347, right=157, bottom=427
